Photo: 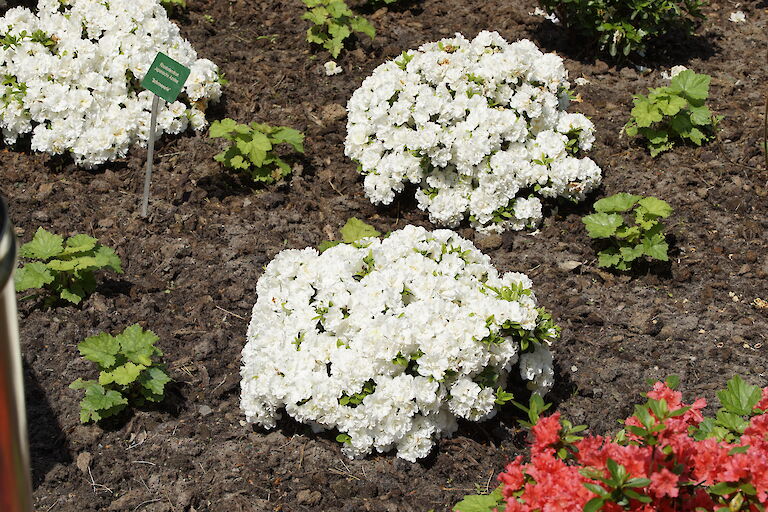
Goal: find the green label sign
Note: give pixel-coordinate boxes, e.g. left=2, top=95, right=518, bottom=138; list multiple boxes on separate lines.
left=141, top=52, right=190, bottom=103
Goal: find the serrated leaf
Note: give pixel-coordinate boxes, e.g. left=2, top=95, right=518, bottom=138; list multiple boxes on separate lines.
left=116, top=324, right=159, bottom=366
left=62, top=234, right=98, bottom=255
left=642, top=235, right=669, bottom=261
left=597, top=248, right=622, bottom=268
left=717, top=375, right=761, bottom=416
left=138, top=366, right=171, bottom=398
left=78, top=332, right=120, bottom=368
left=670, top=70, right=710, bottom=102
left=93, top=245, right=123, bottom=273
left=271, top=127, right=305, bottom=153
left=582, top=212, right=624, bottom=238
left=100, top=362, right=146, bottom=386
left=593, top=193, right=641, bottom=213
left=78, top=384, right=128, bottom=423
left=620, top=244, right=645, bottom=262
left=715, top=410, right=748, bottom=434
left=20, top=227, right=63, bottom=260
left=15, top=261, right=54, bottom=291
left=340, top=217, right=381, bottom=243
left=209, top=118, right=241, bottom=138
left=631, top=97, right=663, bottom=128
left=689, top=105, right=712, bottom=126
left=453, top=487, right=504, bottom=512
left=686, top=126, right=707, bottom=146
left=60, top=285, right=85, bottom=304
left=656, top=94, right=688, bottom=116
left=350, top=16, right=375, bottom=39
left=637, top=197, right=672, bottom=218
left=46, top=258, right=79, bottom=271
left=318, top=240, right=342, bottom=253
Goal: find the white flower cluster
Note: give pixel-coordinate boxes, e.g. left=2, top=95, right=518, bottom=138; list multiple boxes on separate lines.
left=241, top=225, right=558, bottom=461
left=345, top=31, right=602, bottom=233
left=0, top=0, right=223, bottom=167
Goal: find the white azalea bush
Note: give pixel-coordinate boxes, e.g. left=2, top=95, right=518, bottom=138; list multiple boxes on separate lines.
left=240, top=225, right=559, bottom=461
left=345, top=31, right=603, bottom=233
left=0, top=0, right=223, bottom=167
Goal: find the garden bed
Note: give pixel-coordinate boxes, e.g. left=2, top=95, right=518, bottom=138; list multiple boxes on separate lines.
left=2, top=0, right=767, bottom=510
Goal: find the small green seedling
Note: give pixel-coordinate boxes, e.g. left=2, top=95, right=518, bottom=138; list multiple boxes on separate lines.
left=582, top=193, right=672, bottom=271
left=624, top=70, right=721, bottom=156
left=318, top=217, right=381, bottom=252
left=70, top=324, right=171, bottom=423
left=302, top=0, right=375, bottom=58
left=15, top=228, right=122, bottom=305
left=210, top=119, right=304, bottom=184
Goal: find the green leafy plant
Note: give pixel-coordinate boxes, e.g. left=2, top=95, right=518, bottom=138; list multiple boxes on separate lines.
left=69, top=324, right=171, bottom=423
left=15, top=228, right=122, bottom=305
left=582, top=193, right=672, bottom=271
left=540, top=0, right=705, bottom=58
left=692, top=375, right=763, bottom=443
left=624, top=70, right=721, bottom=156
left=160, top=0, right=186, bottom=9
left=302, top=0, right=375, bottom=58
left=318, top=217, right=381, bottom=252
left=453, top=486, right=505, bottom=512
left=209, top=119, right=304, bottom=184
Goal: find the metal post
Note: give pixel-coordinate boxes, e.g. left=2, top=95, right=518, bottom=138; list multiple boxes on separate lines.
left=0, top=196, right=32, bottom=512
left=141, top=94, right=161, bottom=218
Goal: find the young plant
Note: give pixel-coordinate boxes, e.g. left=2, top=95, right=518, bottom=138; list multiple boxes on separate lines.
left=15, top=228, right=122, bottom=305
left=539, top=0, right=706, bottom=58
left=209, top=119, right=304, bottom=184
left=302, top=0, right=375, bottom=58
left=582, top=193, right=672, bottom=271
left=625, top=70, right=721, bottom=156
left=69, top=324, right=171, bottom=423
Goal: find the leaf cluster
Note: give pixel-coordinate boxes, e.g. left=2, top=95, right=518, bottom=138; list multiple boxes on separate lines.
left=582, top=193, right=672, bottom=271
left=625, top=70, right=721, bottom=156
left=692, top=375, right=764, bottom=443
left=453, top=486, right=504, bottom=512
left=540, top=0, right=705, bottom=58
left=302, top=0, right=375, bottom=58
left=15, top=227, right=122, bottom=305
left=69, top=324, right=171, bottom=423
left=581, top=459, right=652, bottom=511
left=318, top=217, right=381, bottom=252
left=210, top=118, right=304, bottom=184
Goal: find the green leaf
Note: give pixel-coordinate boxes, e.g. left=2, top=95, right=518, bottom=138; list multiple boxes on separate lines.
left=349, top=16, right=375, bottom=39
left=60, top=285, right=86, bottom=304
left=689, top=105, right=713, bottom=126
left=636, top=197, right=672, bottom=218
left=453, top=487, right=504, bottom=512
left=99, top=362, right=146, bottom=386
left=14, top=261, right=54, bottom=291
left=19, top=227, right=63, bottom=260
left=642, top=234, right=669, bottom=261
left=620, top=244, right=645, bottom=262
left=116, top=324, right=160, bottom=366
left=597, top=248, right=622, bottom=268
left=271, top=127, right=305, bottom=153
left=718, top=376, right=761, bottom=416
left=138, top=367, right=172, bottom=399
left=62, top=234, right=98, bottom=255
left=318, top=240, right=342, bottom=253
left=45, top=259, right=79, bottom=271
left=582, top=212, right=624, bottom=238
left=670, top=70, right=710, bottom=102
left=630, top=97, right=663, bottom=128
left=715, top=410, right=748, bottom=434
left=78, top=332, right=120, bottom=368
left=72, top=380, right=128, bottom=423
left=656, top=94, right=688, bottom=116
left=583, top=497, right=606, bottom=512
left=709, top=482, right=739, bottom=496
left=93, top=245, right=123, bottom=273
left=593, top=193, right=641, bottom=213
left=209, top=118, right=241, bottom=138
left=340, top=217, right=381, bottom=243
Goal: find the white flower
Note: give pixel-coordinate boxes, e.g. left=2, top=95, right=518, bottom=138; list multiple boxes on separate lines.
left=661, top=65, right=688, bottom=80
left=574, top=77, right=590, bottom=86
left=345, top=32, right=602, bottom=234
left=240, top=225, right=559, bottom=460
left=529, top=7, right=560, bottom=24
left=729, top=11, right=746, bottom=23
left=324, top=61, right=343, bottom=76
left=0, top=0, right=223, bottom=167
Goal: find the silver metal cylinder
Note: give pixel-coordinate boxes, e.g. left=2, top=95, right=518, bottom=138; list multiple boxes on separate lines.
left=0, top=197, right=32, bottom=512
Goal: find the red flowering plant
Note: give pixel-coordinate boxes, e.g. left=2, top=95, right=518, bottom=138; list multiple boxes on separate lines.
left=453, top=376, right=768, bottom=512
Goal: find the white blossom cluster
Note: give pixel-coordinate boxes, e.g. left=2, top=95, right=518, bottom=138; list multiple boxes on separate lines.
left=241, top=225, right=558, bottom=461
left=345, top=31, right=602, bottom=233
left=0, top=0, right=223, bottom=167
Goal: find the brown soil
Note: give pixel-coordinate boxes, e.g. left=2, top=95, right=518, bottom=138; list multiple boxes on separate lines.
left=1, top=0, right=767, bottom=511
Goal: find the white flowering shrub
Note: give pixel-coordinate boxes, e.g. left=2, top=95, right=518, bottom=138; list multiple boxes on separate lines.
left=241, top=225, right=559, bottom=461
left=0, top=0, right=223, bottom=167
left=345, top=31, right=602, bottom=234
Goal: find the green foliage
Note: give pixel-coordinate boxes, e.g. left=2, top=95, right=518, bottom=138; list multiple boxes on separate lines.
left=511, top=393, right=553, bottom=428
left=582, top=193, right=672, bottom=271
left=69, top=325, right=171, bottom=423
left=453, top=486, right=504, bottom=512
left=539, top=0, right=705, bottom=58
left=210, top=119, right=304, bottom=184
left=15, top=228, right=122, bottom=305
left=302, top=0, right=375, bottom=58
left=318, top=217, right=381, bottom=252
left=692, top=376, right=764, bottom=443
left=625, top=70, right=721, bottom=156
left=581, top=459, right=652, bottom=510
left=160, top=0, right=186, bottom=9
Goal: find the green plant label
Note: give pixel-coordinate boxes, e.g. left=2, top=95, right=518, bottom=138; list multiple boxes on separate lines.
left=140, top=52, right=190, bottom=103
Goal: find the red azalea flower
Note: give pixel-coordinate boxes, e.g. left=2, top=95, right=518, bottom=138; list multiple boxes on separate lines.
left=650, top=467, right=679, bottom=498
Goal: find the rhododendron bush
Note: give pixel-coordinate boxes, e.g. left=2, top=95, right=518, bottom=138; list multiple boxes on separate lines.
left=455, top=376, right=768, bottom=512
left=0, top=0, right=223, bottom=167
left=344, top=31, right=602, bottom=234
left=240, top=225, right=560, bottom=461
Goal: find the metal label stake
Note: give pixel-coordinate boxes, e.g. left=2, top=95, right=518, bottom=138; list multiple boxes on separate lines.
left=141, top=94, right=161, bottom=218
left=139, top=52, right=191, bottom=218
